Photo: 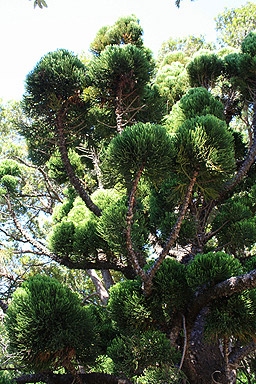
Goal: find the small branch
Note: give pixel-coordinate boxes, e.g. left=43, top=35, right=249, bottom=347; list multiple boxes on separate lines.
left=177, top=315, right=187, bottom=374
left=229, top=341, right=256, bottom=368
left=4, top=194, right=52, bottom=258
left=204, top=220, right=231, bottom=242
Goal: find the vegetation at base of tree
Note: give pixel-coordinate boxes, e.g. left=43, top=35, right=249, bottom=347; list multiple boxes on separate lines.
left=2, top=3, right=256, bottom=384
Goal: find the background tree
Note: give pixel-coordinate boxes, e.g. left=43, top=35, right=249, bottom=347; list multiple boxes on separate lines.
left=215, top=1, right=256, bottom=48
left=90, top=15, right=144, bottom=56
left=158, top=34, right=216, bottom=61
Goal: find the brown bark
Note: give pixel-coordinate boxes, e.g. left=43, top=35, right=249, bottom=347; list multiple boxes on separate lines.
left=183, top=311, right=227, bottom=384
left=181, top=267, right=256, bottom=383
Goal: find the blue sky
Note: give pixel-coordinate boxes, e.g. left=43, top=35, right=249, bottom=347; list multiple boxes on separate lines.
left=0, top=0, right=248, bottom=102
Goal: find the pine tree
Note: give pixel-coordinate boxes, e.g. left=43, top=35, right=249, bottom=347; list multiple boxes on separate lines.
left=3, top=16, right=256, bottom=384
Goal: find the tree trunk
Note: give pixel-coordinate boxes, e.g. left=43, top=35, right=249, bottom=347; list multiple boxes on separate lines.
left=86, top=269, right=109, bottom=306
left=101, top=269, right=114, bottom=291
left=183, top=310, right=237, bottom=384
left=115, top=89, right=123, bottom=135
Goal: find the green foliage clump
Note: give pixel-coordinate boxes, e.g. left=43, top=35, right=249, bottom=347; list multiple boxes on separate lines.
left=90, top=15, right=144, bottom=55
left=47, top=149, right=85, bottom=184
left=98, top=196, right=148, bottom=257
left=212, top=194, right=256, bottom=253
left=107, top=280, right=152, bottom=332
left=166, top=87, right=225, bottom=132
left=0, top=160, right=22, bottom=196
left=0, top=160, right=21, bottom=177
left=23, top=49, right=87, bottom=117
left=21, top=49, right=89, bottom=165
left=107, top=330, right=173, bottom=377
left=48, top=220, right=76, bottom=258
left=243, top=256, right=256, bottom=273
left=205, top=291, right=256, bottom=341
left=136, top=364, right=185, bottom=384
left=241, top=30, right=256, bottom=56
left=187, top=53, right=224, bottom=89
left=5, top=275, right=97, bottom=371
left=223, top=32, right=256, bottom=103
left=174, top=114, right=235, bottom=194
left=0, top=373, right=13, bottom=384
left=177, top=87, right=225, bottom=121
left=154, top=62, right=190, bottom=109
left=186, top=252, right=243, bottom=290
left=52, top=187, right=77, bottom=223
left=105, top=122, right=174, bottom=183
left=88, top=44, right=154, bottom=103
left=151, top=258, right=191, bottom=313
left=50, top=189, right=123, bottom=261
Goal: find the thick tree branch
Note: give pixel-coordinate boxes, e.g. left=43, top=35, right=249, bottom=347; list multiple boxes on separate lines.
left=0, top=299, right=8, bottom=313
left=188, top=268, right=256, bottom=327
left=13, top=372, right=131, bottom=384
left=229, top=341, right=256, bottom=367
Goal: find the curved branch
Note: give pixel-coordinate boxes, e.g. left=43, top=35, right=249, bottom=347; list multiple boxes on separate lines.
left=56, top=112, right=101, bottom=217
left=188, top=268, right=256, bottom=327
left=177, top=315, right=187, bottom=374
left=145, top=170, right=198, bottom=294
